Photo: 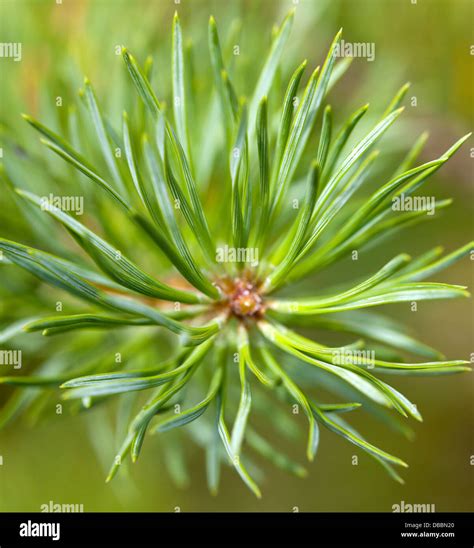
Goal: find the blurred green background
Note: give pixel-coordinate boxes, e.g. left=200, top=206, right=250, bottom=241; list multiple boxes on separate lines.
left=0, top=0, right=472, bottom=512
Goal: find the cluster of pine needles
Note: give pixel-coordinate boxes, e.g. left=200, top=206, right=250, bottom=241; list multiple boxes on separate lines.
left=0, top=11, right=471, bottom=497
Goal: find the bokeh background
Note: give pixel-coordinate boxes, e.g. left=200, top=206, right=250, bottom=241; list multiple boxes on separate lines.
left=0, top=0, right=472, bottom=512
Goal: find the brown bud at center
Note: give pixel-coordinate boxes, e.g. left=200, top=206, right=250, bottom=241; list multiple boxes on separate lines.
left=228, top=279, right=264, bottom=318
